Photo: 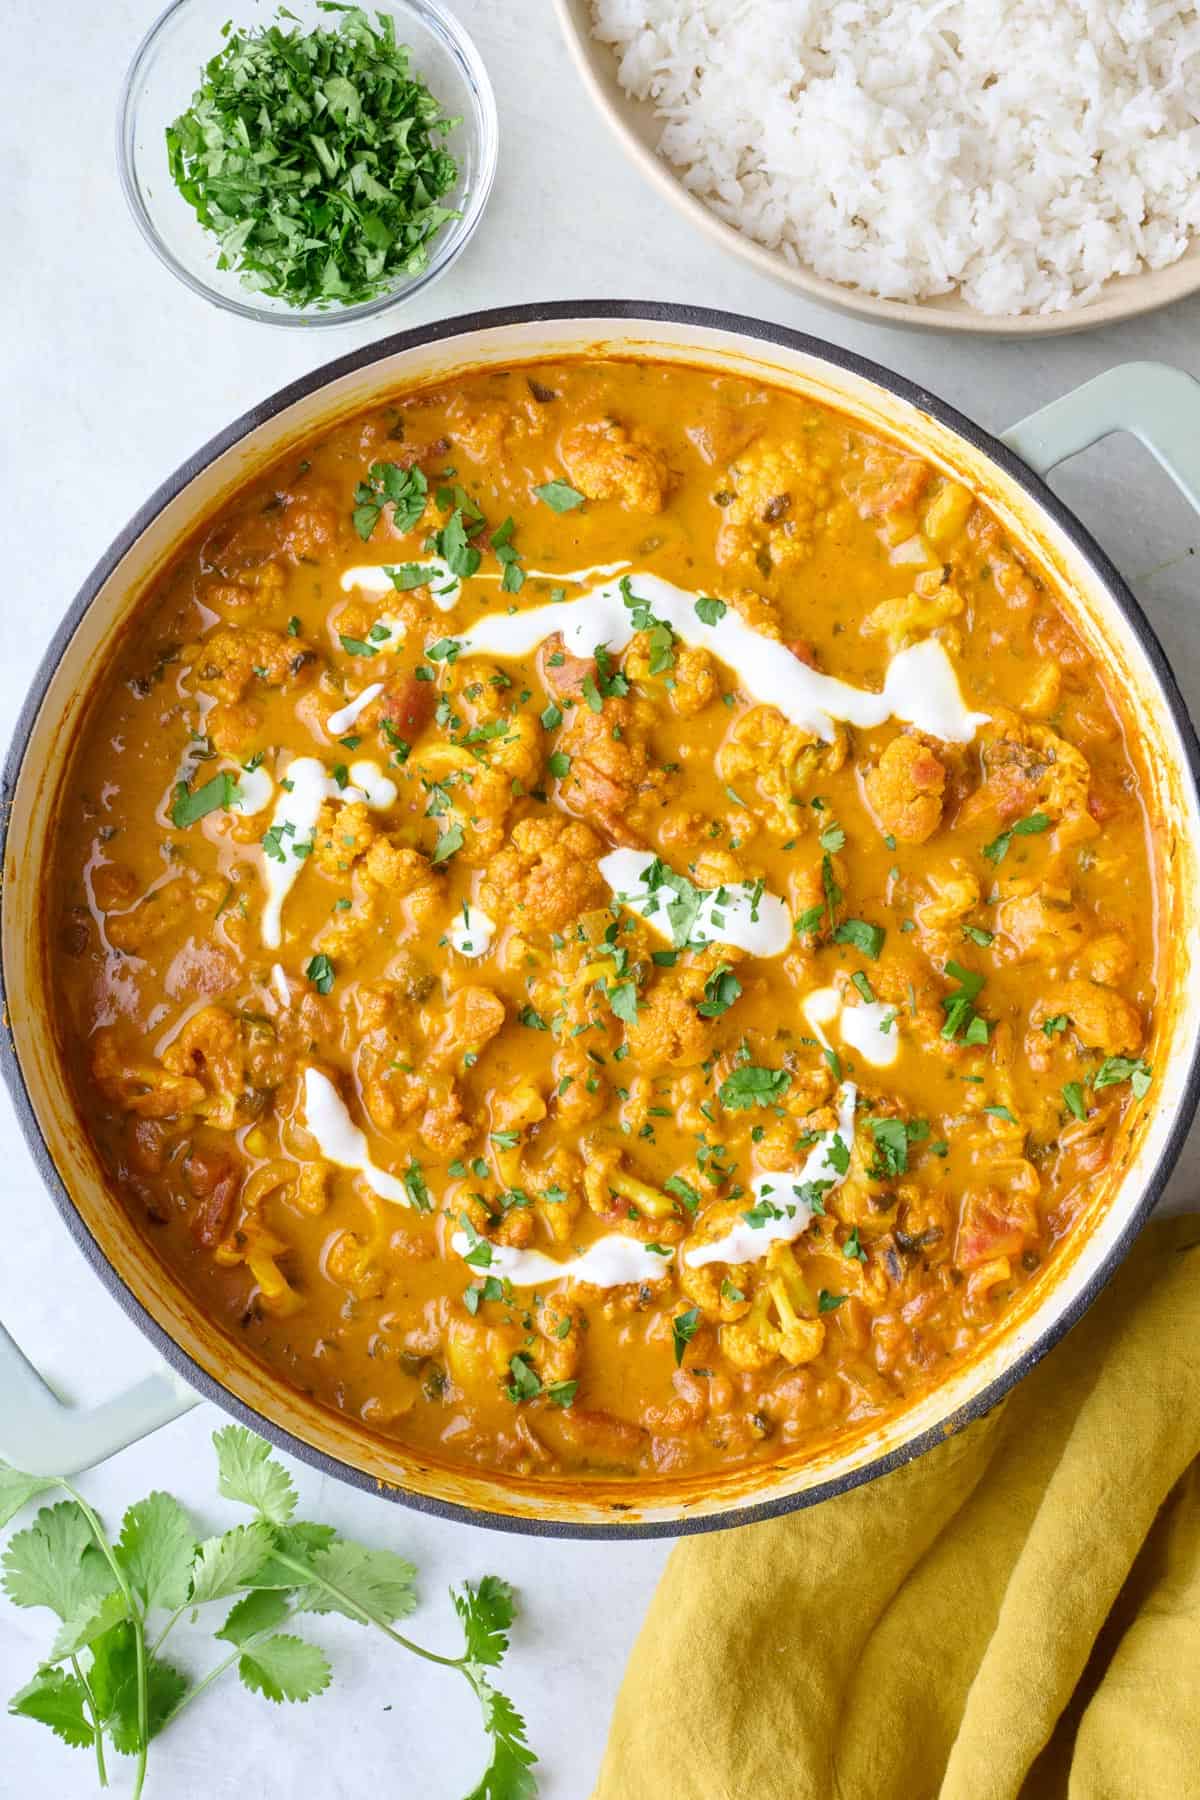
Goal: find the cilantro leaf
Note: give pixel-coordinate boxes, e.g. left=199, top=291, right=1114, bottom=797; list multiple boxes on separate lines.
left=170, top=770, right=239, bottom=829
left=2, top=1502, right=114, bottom=1619
left=115, top=1493, right=196, bottom=1611
left=297, top=1539, right=418, bottom=1625
left=1062, top=1082, right=1086, bottom=1120
left=465, top=1683, right=539, bottom=1800
left=433, top=822, right=465, bottom=863
left=454, top=1575, right=515, bottom=1669
left=982, top=811, right=1051, bottom=865
left=671, top=1308, right=701, bottom=1366
left=832, top=918, right=885, bottom=959
left=506, top=1354, right=542, bottom=1404
left=88, top=1622, right=187, bottom=1753
left=1094, top=1056, right=1152, bottom=1097
left=216, top=1588, right=293, bottom=1647
left=47, top=1587, right=132, bottom=1663
left=534, top=480, right=585, bottom=513
left=694, top=595, right=726, bottom=625
left=213, top=1426, right=297, bottom=1526
left=718, top=1064, right=791, bottom=1111
left=0, top=1466, right=58, bottom=1530
left=237, top=1634, right=332, bottom=1705
left=664, top=1174, right=701, bottom=1213
left=9, top=1667, right=95, bottom=1748
left=697, top=961, right=742, bottom=1019
left=305, top=953, right=336, bottom=995
left=187, top=1522, right=276, bottom=1606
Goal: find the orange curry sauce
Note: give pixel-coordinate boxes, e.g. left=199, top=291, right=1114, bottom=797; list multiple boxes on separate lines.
left=49, top=359, right=1158, bottom=1482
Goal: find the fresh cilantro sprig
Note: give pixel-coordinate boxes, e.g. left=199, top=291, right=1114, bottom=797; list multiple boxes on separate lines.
left=1, top=1428, right=538, bottom=1800
left=165, top=10, right=461, bottom=311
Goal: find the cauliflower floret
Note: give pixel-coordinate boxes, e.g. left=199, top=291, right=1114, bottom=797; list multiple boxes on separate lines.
left=206, top=701, right=263, bottom=758
left=359, top=840, right=441, bottom=925
left=202, top=560, right=286, bottom=616
left=995, top=883, right=1088, bottom=966
left=1032, top=979, right=1143, bottom=1056
left=530, top=1145, right=585, bottom=1244
left=964, top=710, right=1095, bottom=839
left=583, top=1148, right=680, bottom=1226
left=427, top=986, right=506, bottom=1067
left=622, top=948, right=739, bottom=1075
left=1076, top=932, right=1135, bottom=988
left=720, top=1244, right=825, bottom=1371
left=863, top=575, right=965, bottom=652
left=1019, top=662, right=1062, bottom=719
left=479, top=815, right=607, bottom=931
left=414, top=713, right=542, bottom=866
left=529, top=1295, right=583, bottom=1387
left=917, top=862, right=980, bottom=932
left=556, top=689, right=671, bottom=846
left=104, top=877, right=196, bottom=955
left=188, top=625, right=315, bottom=705
left=449, top=402, right=519, bottom=466
left=92, top=1026, right=206, bottom=1119
left=312, top=800, right=377, bottom=876
left=419, top=1082, right=474, bottom=1158
left=444, top=1311, right=522, bottom=1398
left=623, top=632, right=718, bottom=718
left=558, top=418, right=672, bottom=513
left=677, top=1255, right=753, bottom=1324
left=162, top=1004, right=282, bottom=1129
left=718, top=705, right=845, bottom=837
left=277, top=490, right=341, bottom=563
left=865, top=735, right=947, bottom=845
left=716, top=441, right=834, bottom=577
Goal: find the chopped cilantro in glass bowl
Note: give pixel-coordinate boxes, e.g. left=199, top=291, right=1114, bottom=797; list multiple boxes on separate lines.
left=118, top=0, right=497, bottom=326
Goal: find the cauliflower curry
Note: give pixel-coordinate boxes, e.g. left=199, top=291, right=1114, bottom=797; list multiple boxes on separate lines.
left=49, top=359, right=1159, bottom=1484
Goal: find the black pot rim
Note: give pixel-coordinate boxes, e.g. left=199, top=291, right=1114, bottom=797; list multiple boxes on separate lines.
left=4, top=298, right=1199, bottom=1540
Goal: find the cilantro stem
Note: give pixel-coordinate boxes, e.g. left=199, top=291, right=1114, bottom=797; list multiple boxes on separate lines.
left=158, top=1604, right=301, bottom=1730
left=57, top=1481, right=149, bottom=1800
left=150, top=1603, right=188, bottom=1657
left=130, top=1617, right=150, bottom=1800
left=71, top=1652, right=108, bottom=1788
left=265, top=1547, right=464, bottom=1670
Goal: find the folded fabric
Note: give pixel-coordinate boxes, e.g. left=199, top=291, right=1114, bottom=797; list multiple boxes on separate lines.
left=596, top=1216, right=1200, bottom=1800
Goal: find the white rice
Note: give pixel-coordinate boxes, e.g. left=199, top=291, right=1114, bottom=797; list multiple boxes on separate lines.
left=590, top=0, right=1200, bottom=314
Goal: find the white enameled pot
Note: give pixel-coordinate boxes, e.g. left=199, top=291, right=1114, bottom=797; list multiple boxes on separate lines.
left=3, top=305, right=1199, bottom=1536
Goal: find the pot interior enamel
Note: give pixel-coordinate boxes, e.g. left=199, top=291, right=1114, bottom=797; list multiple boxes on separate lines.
left=6, top=306, right=1200, bottom=1534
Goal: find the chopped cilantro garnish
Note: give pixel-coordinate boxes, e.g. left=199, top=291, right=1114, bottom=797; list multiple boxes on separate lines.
left=165, top=14, right=460, bottom=313
left=671, top=1307, right=701, bottom=1366
left=982, top=811, right=1052, bottom=865
left=533, top=480, right=586, bottom=513
left=833, top=918, right=886, bottom=959
left=718, top=1065, right=791, bottom=1111
left=1062, top=1082, right=1086, bottom=1120
left=1094, top=1056, right=1152, bottom=1098
left=305, top=954, right=335, bottom=995
left=170, top=770, right=240, bottom=828
left=698, top=962, right=742, bottom=1019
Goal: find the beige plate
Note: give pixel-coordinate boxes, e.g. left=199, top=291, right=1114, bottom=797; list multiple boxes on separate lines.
left=554, top=0, right=1200, bottom=338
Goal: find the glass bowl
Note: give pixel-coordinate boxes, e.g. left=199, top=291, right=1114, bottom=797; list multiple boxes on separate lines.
left=117, top=0, right=498, bottom=327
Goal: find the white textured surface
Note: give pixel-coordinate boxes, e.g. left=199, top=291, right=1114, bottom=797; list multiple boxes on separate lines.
left=2, top=2, right=1200, bottom=1795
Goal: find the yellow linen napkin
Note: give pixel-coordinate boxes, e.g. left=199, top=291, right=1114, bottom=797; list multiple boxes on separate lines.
left=596, top=1216, right=1200, bottom=1800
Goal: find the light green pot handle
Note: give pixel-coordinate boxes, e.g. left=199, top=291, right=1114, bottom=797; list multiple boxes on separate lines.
left=1001, top=360, right=1200, bottom=508
left=0, top=1320, right=199, bottom=1477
